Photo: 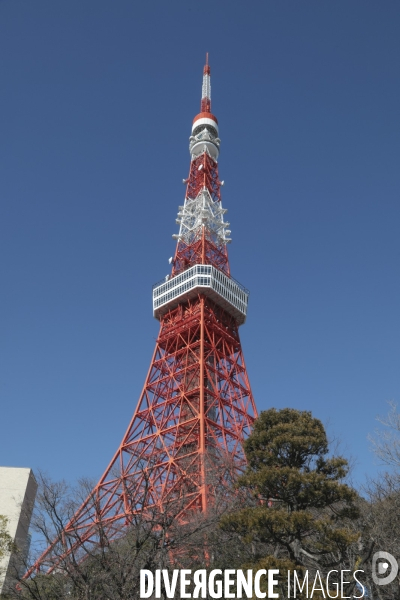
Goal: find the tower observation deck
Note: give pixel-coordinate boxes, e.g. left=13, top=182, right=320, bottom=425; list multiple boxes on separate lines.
left=26, top=56, right=258, bottom=577
left=153, top=264, right=249, bottom=324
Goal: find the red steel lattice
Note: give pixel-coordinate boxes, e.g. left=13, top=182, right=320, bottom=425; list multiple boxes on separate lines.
left=27, top=56, right=257, bottom=577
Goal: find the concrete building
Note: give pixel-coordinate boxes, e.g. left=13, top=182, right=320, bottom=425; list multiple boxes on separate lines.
left=0, top=467, right=37, bottom=595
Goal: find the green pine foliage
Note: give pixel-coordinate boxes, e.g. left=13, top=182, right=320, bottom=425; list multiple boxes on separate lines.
left=220, top=409, right=361, bottom=597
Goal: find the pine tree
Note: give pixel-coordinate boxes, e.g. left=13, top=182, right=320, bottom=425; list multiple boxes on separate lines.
left=220, top=408, right=361, bottom=598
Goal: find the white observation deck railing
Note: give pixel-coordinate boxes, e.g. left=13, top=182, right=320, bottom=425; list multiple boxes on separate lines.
left=152, top=264, right=249, bottom=325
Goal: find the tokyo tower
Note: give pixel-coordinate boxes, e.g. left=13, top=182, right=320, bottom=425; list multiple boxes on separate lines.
left=29, top=56, right=257, bottom=574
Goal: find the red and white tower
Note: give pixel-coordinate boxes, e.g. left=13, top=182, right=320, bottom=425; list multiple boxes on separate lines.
left=29, top=56, right=257, bottom=574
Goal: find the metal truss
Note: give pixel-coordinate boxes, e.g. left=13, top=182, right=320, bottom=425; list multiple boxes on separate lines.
left=26, top=56, right=257, bottom=577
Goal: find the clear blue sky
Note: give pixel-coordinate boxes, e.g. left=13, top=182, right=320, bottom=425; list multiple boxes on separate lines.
left=1, top=0, right=399, bottom=488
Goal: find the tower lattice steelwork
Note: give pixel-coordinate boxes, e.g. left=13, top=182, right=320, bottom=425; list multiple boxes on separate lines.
left=28, top=56, right=257, bottom=575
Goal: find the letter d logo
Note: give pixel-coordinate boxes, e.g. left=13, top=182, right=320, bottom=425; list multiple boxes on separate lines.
left=372, top=551, right=398, bottom=586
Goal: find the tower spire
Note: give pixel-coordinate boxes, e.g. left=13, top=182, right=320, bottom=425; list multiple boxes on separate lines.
left=201, top=53, right=211, bottom=113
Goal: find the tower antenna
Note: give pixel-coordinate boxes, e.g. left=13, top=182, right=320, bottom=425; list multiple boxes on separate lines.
left=201, top=54, right=211, bottom=113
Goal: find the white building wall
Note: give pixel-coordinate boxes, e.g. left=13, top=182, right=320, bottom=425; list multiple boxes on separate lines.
left=0, top=467, right=37, bottom=595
